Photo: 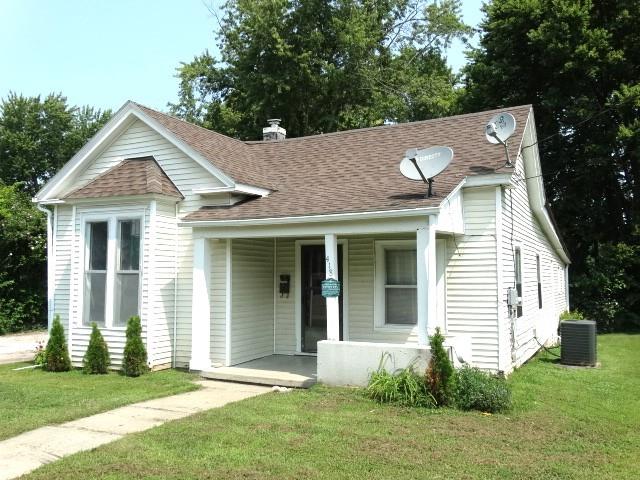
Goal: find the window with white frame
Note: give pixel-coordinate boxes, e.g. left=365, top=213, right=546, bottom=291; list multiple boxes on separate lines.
left=83, top=216, right=142, bottom=327
left=375, top=241, right=417, bottom=327
left=514, top=246, right=523, bottom=318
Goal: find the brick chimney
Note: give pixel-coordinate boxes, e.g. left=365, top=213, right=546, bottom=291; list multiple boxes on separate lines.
left=262, top=118, right=286, bottom=141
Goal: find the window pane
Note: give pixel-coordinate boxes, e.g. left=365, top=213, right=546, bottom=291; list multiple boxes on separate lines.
left=385, top=249, right=417, bottom=285
left=385, top=288, right=417, bottom=325
left=119, top=220, right=140, bottom=271
left=115, top=273, right=139, bottom=327
left=85, top=272, right=106, bottom=326
left=88, top=222, right=108, bottom=270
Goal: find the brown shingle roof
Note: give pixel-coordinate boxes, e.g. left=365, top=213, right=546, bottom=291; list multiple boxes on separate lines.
left=176, top=105, right=531, bottom=222
left=65, top=156, right=183, bottom=200
left=134, top=103, right=274, bottom=189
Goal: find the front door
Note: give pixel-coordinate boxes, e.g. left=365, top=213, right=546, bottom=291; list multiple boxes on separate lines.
left=300, top=245, right=343, bottom=353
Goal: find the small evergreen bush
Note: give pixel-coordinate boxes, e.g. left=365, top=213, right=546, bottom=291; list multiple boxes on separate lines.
left=122, top=316, right=148, bottom=377
left=44, top=315, right=72, bottom=372
left=455, top=366, right=512, bottom=413
left=366, top=360, right=435, bottom=408
left=426, top=327, right=455, bottom=406
left=83, top=322, right=110, bottom=374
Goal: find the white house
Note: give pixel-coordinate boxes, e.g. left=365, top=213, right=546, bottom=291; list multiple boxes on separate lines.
left=33, top=101, right=570, bottom=386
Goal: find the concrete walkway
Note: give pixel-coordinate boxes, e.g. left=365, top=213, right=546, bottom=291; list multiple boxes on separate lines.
left=0, top=380, right=270, bottom=480
left=0, top=331, right=48, bottom=365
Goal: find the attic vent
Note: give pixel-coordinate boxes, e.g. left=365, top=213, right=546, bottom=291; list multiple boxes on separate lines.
left=560, top=320, right=597, bottom=366
left=263, top=118, right=286, bottom=141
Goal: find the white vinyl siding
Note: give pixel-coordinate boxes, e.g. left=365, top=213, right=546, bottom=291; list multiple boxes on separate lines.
left=274, top=238, right=296, bottom=354
left=210, top=239, right=227, bottom=365
left=147, top=201, right=178, bottom=368
left=53, top=205, right=74, bottom=333
left=230, top=239, right=274, bottom=365
left=500, top=150, right=568, bottom=371
left=446, top=187, right=500, bottom=371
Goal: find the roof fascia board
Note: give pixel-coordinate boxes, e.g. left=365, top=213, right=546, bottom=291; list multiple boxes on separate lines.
left=192, top=183, right=271, bottom=197
left=128, top=106, right=235, bottom=188
left=179, top=206, right=439, bottom=228
left=521, top=109, right=571, bottom=264
left=463, top=173, right=513, bottom=188
left=35, top=102, right=136, bottom=201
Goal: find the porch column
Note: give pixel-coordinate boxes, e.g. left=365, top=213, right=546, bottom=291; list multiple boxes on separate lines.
left=324, top=233, right=340, bottom=341
left=417, top=215, right=437, bottom=346
left=189, top=237, right=212, bottom=370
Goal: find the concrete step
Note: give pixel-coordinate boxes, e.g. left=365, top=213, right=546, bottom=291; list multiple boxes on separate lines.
left=201, top=366, right=316, bottom=389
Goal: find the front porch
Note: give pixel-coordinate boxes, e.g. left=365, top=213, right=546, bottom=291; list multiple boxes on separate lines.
left=186, top=209, right=463, bottom=386
left=201, top=355, right=317, bottom=388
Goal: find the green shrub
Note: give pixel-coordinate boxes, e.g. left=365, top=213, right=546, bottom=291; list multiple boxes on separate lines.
left=366, top=359, right=435, bottom=408
left=122, top=316, right=148, bottom=377
left=426, top=327, right=455, bottom=406
left=559, top=310, right=585, bottom=321
left=44, top=315, right=72, bottom=372
left=455, top=366, right=512, bottom=413
left=83, top=322, right=110, bottom=374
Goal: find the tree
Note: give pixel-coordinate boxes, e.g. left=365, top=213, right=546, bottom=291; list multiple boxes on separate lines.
left=170, top=0, right=471, bottom=139
left=122, top=316, right=148, bottom=377
left=44, top=315, right=71, bottom=372
left=83, top=322, right=110, bottom=374
left=0, top=92, right=111, bottom=197
left=0, top=183, right=46, bottom=334
left=461, top=0, right=640, bottom=328
left=0, top=93, right=111, bottom=333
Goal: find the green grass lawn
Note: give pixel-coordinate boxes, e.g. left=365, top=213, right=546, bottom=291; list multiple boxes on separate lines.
left=0, top=363, right=198, bottom=441
left=22, top=334, right=640, bottom=479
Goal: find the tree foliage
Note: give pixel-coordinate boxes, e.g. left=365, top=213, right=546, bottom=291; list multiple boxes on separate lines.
left=0, top=183, right=46, bottom=334
left=170, top=0, right=471, bottom=139
left=462, top=0, right=640, bottom=329
left=44, top=315, right=72, bottom=372
left=0, top=93, right=111, bottom=333
left=0, top=92, right=111, bottom=197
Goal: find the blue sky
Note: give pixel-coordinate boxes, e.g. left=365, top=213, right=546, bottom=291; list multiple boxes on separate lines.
left=0, top=0, right=483, bottom=113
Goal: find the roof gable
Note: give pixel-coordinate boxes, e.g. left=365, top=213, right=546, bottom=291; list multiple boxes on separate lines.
left=65, top=156, right=183, bottom=200
left=35, top=102, right=238, bottom=201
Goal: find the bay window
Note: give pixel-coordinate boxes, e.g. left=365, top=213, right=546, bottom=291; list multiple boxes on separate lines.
left=375, top=241, right=418, bottom=327
left=83, top=216, right=142, bottom=328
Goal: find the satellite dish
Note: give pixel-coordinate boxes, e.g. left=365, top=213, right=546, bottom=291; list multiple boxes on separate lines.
left=485, top=112, right=516, bottom=144
left=399, top=146, right=454, bottom=181
left=399, top=146, right=454, bottom=197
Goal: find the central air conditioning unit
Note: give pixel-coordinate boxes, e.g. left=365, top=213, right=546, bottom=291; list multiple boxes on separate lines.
left=560, top=320, right=597, bottom=366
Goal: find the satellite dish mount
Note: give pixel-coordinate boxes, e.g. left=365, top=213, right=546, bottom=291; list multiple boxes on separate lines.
left=409, top=157, right=435, bottom=197
left=399, top=146, right=454, bottom=198
left=485, top=112, right=517, bottom=168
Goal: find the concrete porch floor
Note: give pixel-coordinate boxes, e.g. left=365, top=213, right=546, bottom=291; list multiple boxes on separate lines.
left=201, top=355, right=317, bottom=388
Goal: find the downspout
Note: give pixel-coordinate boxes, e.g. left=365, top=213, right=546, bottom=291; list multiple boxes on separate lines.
left=36, top=203, right=55, bottom=330
left=172, top=202, right=178, bottom=368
